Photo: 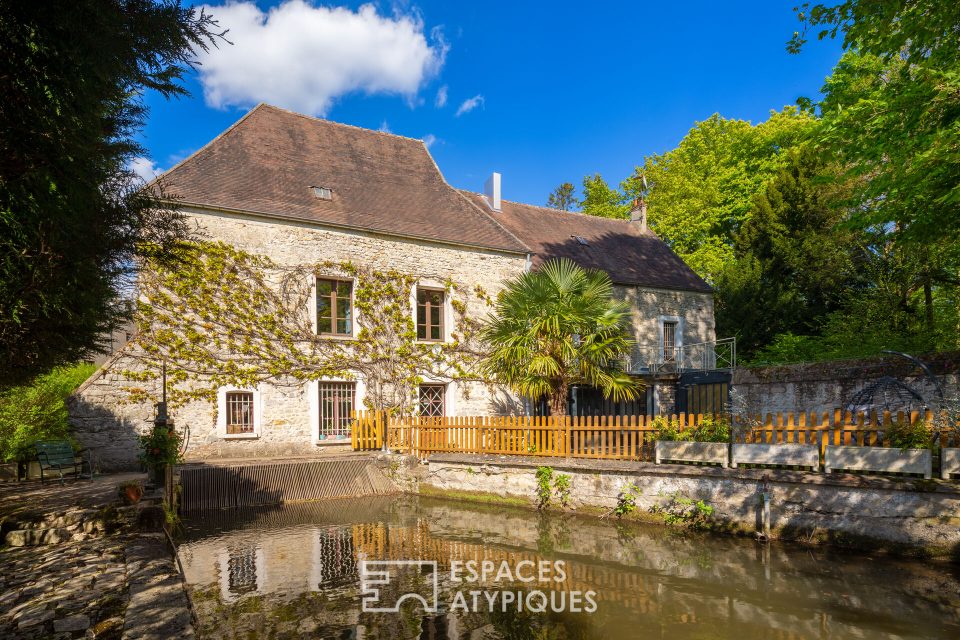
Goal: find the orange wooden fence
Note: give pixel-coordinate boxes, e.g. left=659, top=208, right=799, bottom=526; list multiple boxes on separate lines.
left=353, top=409, right=958, bottom=462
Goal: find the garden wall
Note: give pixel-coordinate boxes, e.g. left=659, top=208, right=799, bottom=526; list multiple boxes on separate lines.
left=732, top=351, right=960, bottom=416
left=390, top=453, right=960, bottom=558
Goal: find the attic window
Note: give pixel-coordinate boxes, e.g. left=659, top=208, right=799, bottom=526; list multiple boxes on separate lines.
left=312, top=186, right=333, bottom=200
left=572, top=235, right=589, bottom=246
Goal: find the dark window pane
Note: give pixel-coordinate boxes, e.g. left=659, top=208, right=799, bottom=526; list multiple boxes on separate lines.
left=431, top=324, right=440, bottom=340
left=317, top=279, right=332, bottom=296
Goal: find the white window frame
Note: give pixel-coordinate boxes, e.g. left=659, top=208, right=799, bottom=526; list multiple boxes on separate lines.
left=216, top=386, right=263, bottom=440
left=307, top=378, right=367, bottom=446
left=657, top=315, right=684, bottom=364
left=411, top=280, right=452, bottom=344
left=312, top=274, right=358, bottom=340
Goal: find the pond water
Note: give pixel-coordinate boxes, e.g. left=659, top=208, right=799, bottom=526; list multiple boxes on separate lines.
left=179, top=495, right=960, bottom=639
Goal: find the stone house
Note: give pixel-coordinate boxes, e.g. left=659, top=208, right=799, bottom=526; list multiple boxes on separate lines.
left=70, top=104, right=718, bottom=469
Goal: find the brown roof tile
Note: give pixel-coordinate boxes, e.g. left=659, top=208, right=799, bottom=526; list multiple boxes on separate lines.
left=460, top=192, right=712, bottom=293
left=157, top=104, right=528, bottom=253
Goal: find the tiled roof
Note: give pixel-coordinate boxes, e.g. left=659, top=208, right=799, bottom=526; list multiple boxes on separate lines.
left=459, top=192, right=712, bottom=293
left=157, top=104, right=528, bottom=253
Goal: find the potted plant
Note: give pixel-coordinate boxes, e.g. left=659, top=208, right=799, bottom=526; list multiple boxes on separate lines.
left=138, top=426, right=184, bottom=487
left=824, top=417, right=933, bottom=479
left=653, top=415, right=730, bottom=467
left=730, top=419, right=820, bottom=470
left=118, top=480, right=144, bottom=504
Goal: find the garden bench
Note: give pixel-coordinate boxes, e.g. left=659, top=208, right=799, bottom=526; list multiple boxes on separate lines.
left=34, top=440, right=90, bottom=484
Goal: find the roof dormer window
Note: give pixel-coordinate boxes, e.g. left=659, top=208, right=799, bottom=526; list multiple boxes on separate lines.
left=312, top=186, right=333, bottom=200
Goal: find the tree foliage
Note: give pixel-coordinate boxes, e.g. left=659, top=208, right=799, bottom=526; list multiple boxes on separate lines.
left=546, top=182, right=576, bottom=211
left=124, top=241, right=491, bottom=415
left=579, top=174, right=629, bottom=219
left=624, top=108, right=817, bottom=282
left=0, top=0, right=223, bottom=387
left=480, top=258, right=640, bottom=417
left=0, top=363, right=95, bottom=462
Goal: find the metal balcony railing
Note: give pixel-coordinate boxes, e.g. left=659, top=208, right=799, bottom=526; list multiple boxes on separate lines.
left=622, top=337, right=736, bottom=375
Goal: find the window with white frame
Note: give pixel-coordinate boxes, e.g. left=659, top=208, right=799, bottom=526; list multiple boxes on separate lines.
left=225, top=391, right=255, bottom=435
left=318, top=382, right=355, bottom=439
left=316, top=278, right=353, bottom=336
left=418, top=384, right=446, bottom=417
left=416, top=287, right=445, bottom=342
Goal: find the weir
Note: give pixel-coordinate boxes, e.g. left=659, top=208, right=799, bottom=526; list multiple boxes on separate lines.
left=177, top=454, right=397, bottom=511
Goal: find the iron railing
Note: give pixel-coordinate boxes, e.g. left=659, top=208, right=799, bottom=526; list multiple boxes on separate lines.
left=623, top=337, right=736, bottom=375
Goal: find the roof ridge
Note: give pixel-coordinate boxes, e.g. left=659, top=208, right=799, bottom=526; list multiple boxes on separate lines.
left=257, top=103, right=429, bottom=144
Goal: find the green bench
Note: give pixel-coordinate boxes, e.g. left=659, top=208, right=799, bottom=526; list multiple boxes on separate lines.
left=34, top=441, right=91, bottom=484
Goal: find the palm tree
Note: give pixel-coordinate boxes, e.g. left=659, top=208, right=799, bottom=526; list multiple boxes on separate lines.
left=481, top=258, right=641, bottom=417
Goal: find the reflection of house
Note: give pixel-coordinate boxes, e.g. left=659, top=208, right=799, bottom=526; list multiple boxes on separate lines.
left=71, top=104, right=724, bottom=469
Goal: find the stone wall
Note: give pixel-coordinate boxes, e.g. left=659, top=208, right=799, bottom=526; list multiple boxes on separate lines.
left=403, top=454, right=960, bottom=557
left=69, top=208, right=528, bottom=470
left=616, top=286, right=715, bottom=349
left=732, top=351, right=960, bottom=416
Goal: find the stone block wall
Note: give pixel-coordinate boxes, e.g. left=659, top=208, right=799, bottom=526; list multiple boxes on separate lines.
left=69, top=208, right=527, bottom=470
left=732, top=351, right=960, bottom=416
left=616, top=286, right=715, bottom=349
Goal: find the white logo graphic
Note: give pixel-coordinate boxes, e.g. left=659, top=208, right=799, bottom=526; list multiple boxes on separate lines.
left=360, top=560, right=439, bottom=613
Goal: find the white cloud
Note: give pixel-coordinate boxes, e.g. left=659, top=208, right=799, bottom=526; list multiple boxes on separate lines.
left=422, top=133, right=437, bottom=148
left=455, top=94, right=484, bottom=117
left=378, top=120, right=391, bottom=133
left=435, top=85, right=447, bottom=108
left=197, top=1, right=448, bottom=116
left=129, top=157, right=162, bottom=182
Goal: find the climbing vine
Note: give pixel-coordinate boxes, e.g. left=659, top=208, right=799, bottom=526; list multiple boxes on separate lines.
left=121, top=241, right=491, bottom=413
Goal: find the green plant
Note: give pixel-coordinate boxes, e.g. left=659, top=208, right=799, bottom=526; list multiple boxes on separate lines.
left=117, top=480, right=144, bottom=504
left=885, top=418, right=932, bottom=450
left=138, top=426, right=184, bottom=469
left=553, top=473, right=572, bottom=508
left=0, top=362, right=95, bottom=462
left=651, top=414, right=730, bottom=443
left=651, top=416, right=688, bottom=441
left=612, top=482, right=641, bottom=519
left=649, top=492, right=715, bottom=530
left=534, top=466, right=553, bottom=509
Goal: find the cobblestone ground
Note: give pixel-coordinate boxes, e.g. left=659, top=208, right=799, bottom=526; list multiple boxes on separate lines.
left=0, top=475, right=194, bottom=639
left=0, top=535, right=128, bottom=639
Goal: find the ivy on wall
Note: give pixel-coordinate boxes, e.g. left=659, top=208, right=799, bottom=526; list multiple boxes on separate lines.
left=121, top=241, right=491, bottom=414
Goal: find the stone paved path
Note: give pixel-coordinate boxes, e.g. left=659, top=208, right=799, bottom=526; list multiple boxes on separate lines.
left=0, top=475, right=195, bottom=639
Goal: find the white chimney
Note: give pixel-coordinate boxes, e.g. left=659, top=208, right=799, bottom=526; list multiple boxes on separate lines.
left=630, top=198, right=648, bottom=232
left=484, top=172, right=501, bottom=212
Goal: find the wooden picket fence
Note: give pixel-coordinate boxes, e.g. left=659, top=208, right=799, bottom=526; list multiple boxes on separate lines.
left=352, top=409, right=959, bottom=462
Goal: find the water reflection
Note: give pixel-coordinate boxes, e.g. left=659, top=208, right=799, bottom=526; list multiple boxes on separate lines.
left=179, top=496, right=960, bottom=639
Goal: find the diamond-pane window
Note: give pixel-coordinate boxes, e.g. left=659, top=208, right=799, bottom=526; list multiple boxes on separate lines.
left=419, top=384, right=445, bottom=417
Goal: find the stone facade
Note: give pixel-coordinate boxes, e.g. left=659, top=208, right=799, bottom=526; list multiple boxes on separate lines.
left=70, top=208, right=718, bottom=470
left=70, top=208, right=527, bottom=470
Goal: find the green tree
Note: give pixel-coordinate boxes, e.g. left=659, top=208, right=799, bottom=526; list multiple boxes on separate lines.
left=481, top=258, right=640, bottom=417
left=0, top=0, right=222, bottom=387
left=579, top=174, right=629, bottom=219
left=546, top=182, right=576, bottom=211
left=791, top=2, right=960, bottom=246
left=714, top=145, right=868, bottom=358
left=623, top=108, right=817, bottom=282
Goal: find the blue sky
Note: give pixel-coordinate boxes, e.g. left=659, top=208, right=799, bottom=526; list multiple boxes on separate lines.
left=138, top=1, right=843, bottom=207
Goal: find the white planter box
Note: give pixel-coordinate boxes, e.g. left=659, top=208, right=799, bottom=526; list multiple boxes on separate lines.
left=824, top=445, right=931, bottom=479
left=655, top=441, right=728, bottom=467
left=942, top=448, right=960, bottom=480
left=730, top=443, right=820, bottom=470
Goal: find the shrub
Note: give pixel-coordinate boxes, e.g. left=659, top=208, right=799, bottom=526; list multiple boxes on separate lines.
left=651, top=416, right=687, bottom=441
left=138, top=426, right=184, bottom=469
left=885, top=418, right=931, bottom=450
left=0, top=363, right=95, bottom=462
left=652, top=414, right=730, bottom=443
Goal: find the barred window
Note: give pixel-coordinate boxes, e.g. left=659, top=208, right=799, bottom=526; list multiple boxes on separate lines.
left=416, top=288, right=444, bottom=342
left=418, top=384, right=445, bottom=418
left=317, top=278, right=353, bottom=336
left=662, top=321, right=678, bottom=362
left=319, top=382, right=355, bottom=439
left=225, top=391, right=255, bottom=434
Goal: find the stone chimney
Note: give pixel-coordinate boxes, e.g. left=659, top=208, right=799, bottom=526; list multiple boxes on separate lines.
left=484, top=172, right=501, bottom=212
left=630, top=198, right=648, bottom=232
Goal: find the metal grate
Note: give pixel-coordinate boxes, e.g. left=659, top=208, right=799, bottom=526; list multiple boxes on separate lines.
left=662, top=321, right=677, bottom=362
left=418, top=384, right=445, bottom=417
left=319, top=382, right=355, bottom=439
left=227, top=547, right=258, bottom=596
left=226, top=391, right=255, bottom=434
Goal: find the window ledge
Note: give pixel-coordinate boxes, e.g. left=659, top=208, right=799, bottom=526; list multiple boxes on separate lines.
left=222, top=433, right=259, bottom=440
left=316, top=437, right=351, bottom=446
left=317, top=334, right=357, bottom=342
